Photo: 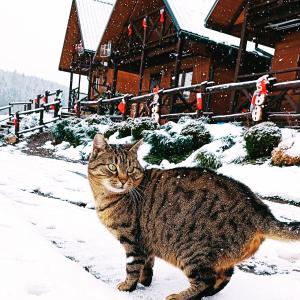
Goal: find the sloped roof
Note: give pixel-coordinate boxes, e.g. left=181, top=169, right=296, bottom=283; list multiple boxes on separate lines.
left=75, top=0, right=114, bottom=52
left=165, top=0, right=273, bottom=56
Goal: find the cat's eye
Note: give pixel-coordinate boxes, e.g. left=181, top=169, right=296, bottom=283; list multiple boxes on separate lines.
left=127, top=166, right=134, bottom=174
left=108, top=164, right=117, bottom=172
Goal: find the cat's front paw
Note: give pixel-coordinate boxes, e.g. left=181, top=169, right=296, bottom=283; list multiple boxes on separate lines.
left=117, top=281, right=137, bottom=292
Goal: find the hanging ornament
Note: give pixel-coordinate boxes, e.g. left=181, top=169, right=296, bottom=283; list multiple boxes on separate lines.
left=42, top=96, right=47, bottom=104
left=196, top=93, right=203, bottom=111
left=160, top=8, right=165, bottom=23
left=128, top=23, right=132, bottom=37
left=118, top=98, right=126, bottom=114
left=142, top=17, right=147, bottom=30
left=50, top=104, right=55, bottom=110
left=13, top=117, right=18, bottom=127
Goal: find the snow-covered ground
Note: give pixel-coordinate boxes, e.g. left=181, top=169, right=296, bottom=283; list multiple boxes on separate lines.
left=1, top=149, right=300, bottom=300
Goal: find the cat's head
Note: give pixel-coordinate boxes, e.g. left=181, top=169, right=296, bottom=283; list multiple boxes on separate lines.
left=88, top=134, right=144, bottom=194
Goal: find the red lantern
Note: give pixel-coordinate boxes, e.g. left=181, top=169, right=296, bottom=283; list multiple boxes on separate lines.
left=128, top=23, right=132, bottom=37
left=160, top=9, right=165, bottom=23
left=142, top=17, right=147, bottom=30
left=50, top=105, right=55, bottom=110
left=196, top=93, right=203, bottom=111
left=118, top=99, right=126, bottom=114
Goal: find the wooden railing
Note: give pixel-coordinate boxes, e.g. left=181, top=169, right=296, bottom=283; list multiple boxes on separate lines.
left=74, top=77, right=300, bottom=128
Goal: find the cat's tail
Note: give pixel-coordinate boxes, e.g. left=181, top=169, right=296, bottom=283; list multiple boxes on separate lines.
left=264, top=218, right=300, bottom=241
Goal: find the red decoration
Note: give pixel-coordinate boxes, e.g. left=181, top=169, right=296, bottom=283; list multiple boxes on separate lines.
left=50, top=105, right=55, bottom=110
left=196, top=93, right=203, bottom=111
left=142, top=17, right=147, bottom=30
left=160, top=9, right=165, bottom=23
left=74, top=103, right=78, bottom=114
left=118, top=99, right=126, bottom=114
left=128, top=23, right=132, bottom=37
left=13, top=117, right=18, bottom=127
left=153, top=86, right=160, bottom=94
left=42, top=96, right=47, bottom=104
left=251, top=94, right=257, bottom=106
left=35, top=98, right=39, bottom=104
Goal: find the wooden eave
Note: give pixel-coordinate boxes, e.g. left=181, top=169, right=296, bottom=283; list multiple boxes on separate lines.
left=206, top=0, right=300, bottom=47
left=59, top=0, right=83, bottom=73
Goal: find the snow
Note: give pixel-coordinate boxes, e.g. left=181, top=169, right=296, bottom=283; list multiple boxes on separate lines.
left=166, top=0, right=274, bottom=56
left=0, top=149, right=300, bottom=299
left=219, top=163, right=300, bottom=203
left=277, top=132, right=300, bottom=158
left=76, top=0, right=114, bottom=52
left=0, top=149, right=300, bottom=300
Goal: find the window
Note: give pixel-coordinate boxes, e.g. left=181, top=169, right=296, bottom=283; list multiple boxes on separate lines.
left=149, top=73, right=162, bottom=91
left=173, top=70, right=193, bottom=98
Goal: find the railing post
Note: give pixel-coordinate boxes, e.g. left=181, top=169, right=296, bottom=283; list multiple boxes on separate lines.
left=76, top=102, right=81, bottom=117
left=39, top=109, right=44, bottom=133
left=54, top=101, right=60, bottom=118
left=8, top=105, right=12, bottom=116
left=14, top=112, right=20, bottom=138
left=97, top=100, right=102, bottom=115
left=28, top=100, right=32, bottom=111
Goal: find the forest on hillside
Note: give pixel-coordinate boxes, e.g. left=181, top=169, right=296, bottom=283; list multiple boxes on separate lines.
left=0, top=69, right=68, bottom=110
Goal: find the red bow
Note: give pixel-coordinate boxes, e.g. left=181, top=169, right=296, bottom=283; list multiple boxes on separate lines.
left=142, top=17, right=147, bottom=30
left=128, top=24, right=132, bottom=37
left=160, top=9, right=165, bottom=23
left=118, top=99, right=126, bottom=114
left=197, top=93, right=203, bottom=111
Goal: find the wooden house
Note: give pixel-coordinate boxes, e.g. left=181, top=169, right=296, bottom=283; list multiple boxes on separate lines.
left=94, top=0, right=271, bottom=115
left=206, top=0, right=300, bottom=113
left=59, top=0, right=114, bottom=108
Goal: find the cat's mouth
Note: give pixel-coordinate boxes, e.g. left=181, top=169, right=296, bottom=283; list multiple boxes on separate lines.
left=102, top=181, right=127, bottom=194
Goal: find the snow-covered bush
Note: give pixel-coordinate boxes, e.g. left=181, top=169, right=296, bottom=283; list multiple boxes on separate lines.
left=272, top=132, right=300, bottom=166
left=195, top=150, right=222, bottom=170
left=244, top=122, right=282, bottom=159
left=104, top=118, right=159, bottom=140
left=85, top=115, right=113, bottom=126
left=181, top=120, right=211, bottom=148
left=20, top=113, right=40, bottom=131
left=131, top=117, right=159, bottom=140
left=143, top=130, right=194, bottom=164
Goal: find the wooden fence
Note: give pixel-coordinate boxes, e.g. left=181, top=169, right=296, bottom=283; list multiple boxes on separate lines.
left=0, top=89, right=63, bottom=138
left=76, top=78, right=300, bottom=128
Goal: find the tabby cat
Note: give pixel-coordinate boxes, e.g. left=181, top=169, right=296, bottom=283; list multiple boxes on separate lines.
left=88, top=134, right=300, bottom=300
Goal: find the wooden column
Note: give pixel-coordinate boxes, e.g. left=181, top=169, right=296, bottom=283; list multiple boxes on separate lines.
left=170, top=35, right=184, bottom=113
left=68, top=71, right=73, bottom=111
left=78, top=74, right=81, bottom=101
left=112, top=53, right=119, bottom=97
left=138, top=17, right=148, bottom=95
left=87, top=55, right=93, bottom=100
left=230, top=1, right=249, bottom=113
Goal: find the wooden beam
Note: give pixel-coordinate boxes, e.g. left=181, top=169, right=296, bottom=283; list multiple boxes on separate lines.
left=138, top=17, right=148, bottom=95
left=112, top=53, right=119, bottom=97
left=230, top=1, right=249, bottom=113
left=68, top=71, right=74, bottom=111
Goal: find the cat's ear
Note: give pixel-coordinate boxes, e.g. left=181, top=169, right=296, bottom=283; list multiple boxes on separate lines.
left=93, top=134, right=110, bottom=152
left=129, top=139, right=143, bottom=155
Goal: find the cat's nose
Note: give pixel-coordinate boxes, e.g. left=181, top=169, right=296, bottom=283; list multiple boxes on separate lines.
left=119, top=178, right=127, bottom=185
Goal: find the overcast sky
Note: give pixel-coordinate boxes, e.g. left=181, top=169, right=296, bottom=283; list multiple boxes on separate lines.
left=0, top=0, right=73, bottom=86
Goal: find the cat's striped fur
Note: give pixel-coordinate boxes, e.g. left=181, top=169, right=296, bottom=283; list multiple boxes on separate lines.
left=88, top=134, right=300, bottom=300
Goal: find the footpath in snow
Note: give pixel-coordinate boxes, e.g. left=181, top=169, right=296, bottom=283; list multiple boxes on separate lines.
left=0, top=149, right=300, bottom=299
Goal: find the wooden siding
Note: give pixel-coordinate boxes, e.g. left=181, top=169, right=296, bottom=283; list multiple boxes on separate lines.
left=272, top=32, right=300, bottom=82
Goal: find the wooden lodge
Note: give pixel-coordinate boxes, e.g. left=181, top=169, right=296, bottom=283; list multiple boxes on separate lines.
left=206, top=0, right=300, bottom=113
left=94, top=0, right=271, bottom=115
left=59, top=0, right=114, bottom=109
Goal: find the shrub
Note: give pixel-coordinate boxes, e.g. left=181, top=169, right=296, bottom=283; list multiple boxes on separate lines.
left=143, top=130, right=194, bottom=164
left=85, top=115, right=113, bottom=126
left=181, top=120, right=212, bottom=149
left=103, top=123, right=121, bottom=139
left=196, top=150, right=222, bottom=170
left=131, top=117, right=159, bottom=140
left=244, top=122, right=282, bottom=159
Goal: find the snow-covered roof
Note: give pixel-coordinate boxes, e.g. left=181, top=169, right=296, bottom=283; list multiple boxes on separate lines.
left=165, top=0, right=274, bottom=56
left=75, top=0, right=115, bottom=52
